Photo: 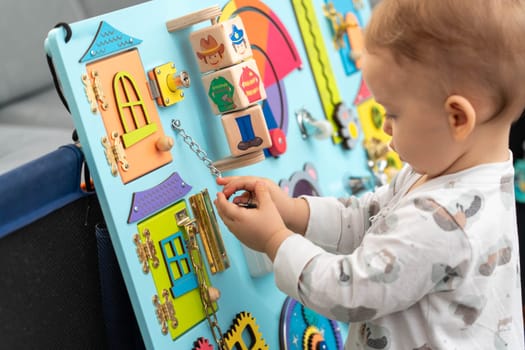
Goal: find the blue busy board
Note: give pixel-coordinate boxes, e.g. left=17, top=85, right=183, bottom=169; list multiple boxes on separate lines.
left=45, top=0, right=399, bottom=348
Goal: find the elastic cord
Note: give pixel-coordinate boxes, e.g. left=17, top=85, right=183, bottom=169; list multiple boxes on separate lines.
left=46, top=22, right=72, bottom=114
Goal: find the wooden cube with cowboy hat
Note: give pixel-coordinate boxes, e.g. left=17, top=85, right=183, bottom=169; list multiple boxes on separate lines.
left=190, top=16, right=253, bottom=73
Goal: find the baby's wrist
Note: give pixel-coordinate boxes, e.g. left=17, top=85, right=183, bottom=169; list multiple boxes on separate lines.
left=264, top=228, right=292, bottom=262
left=285, top=197, right=308, bottom=235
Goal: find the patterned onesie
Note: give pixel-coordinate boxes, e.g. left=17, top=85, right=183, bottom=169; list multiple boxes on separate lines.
left=274, top=156, right=524, bottom=349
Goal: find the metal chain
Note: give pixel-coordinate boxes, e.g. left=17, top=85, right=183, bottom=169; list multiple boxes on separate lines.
left=185, top=221, right=228, bottom=350
left=171, top=119, right=222, bottom=177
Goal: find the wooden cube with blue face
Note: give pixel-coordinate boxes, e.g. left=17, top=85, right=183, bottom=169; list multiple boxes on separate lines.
left=189, top=16, right=253, bottom=73
left=201, top=58, right=266, bottom=115
left=221, top=104, right=272, bottom=157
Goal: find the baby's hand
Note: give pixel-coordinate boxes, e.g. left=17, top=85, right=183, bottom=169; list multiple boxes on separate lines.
left=216, top=176, right=277, bottom=201
left=214, top=181, right=292, bottom=261
left=216, top=176, right=298, bottom=227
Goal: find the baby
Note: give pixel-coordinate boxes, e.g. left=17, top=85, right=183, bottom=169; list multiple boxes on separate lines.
left=214, top=0, right=525, bottom=348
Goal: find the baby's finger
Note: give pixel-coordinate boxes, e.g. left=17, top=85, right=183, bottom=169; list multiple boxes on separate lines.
left=231, top=191, right=252, bottom=205
left=253, top=181, right=272, bottom=207
left=214, top=192, right=238, bottom=222
left=222, top=177, right=260, bottom=197
left=216, top=176, right=239, bottom=187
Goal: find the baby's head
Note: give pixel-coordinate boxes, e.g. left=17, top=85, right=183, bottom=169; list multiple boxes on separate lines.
left=361, top=0, right=525, bottom=176
left=365, top=0, right=525, bottom=122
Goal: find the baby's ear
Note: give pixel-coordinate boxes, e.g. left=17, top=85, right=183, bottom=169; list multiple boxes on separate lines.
left=444, top=95, right=476, bottom=141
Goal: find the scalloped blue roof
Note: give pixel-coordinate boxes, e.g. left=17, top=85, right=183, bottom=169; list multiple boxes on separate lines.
left=79, top=21, right=142, bottom=63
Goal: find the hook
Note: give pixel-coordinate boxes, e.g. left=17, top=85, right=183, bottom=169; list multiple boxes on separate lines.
left=296, top=108, right=333, bottom=140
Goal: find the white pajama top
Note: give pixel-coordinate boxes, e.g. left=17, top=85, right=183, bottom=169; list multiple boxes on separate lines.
left=274, top=157, right=524, bottom=349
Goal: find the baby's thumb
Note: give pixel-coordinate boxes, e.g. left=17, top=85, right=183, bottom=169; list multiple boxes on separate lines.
left=254, top=181, right=271, bottom=205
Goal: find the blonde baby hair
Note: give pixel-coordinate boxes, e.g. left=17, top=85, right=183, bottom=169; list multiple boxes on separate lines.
left=365, top=0, right=525, bottom=120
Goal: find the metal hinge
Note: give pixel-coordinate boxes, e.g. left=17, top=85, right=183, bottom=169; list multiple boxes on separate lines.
left=133, top=228, right=159, bottom=273
left=152, top=289, right=178, bottom=334
left=81, top=69, right=109, bottom=113
left=101, top=131, right=129, bottom=176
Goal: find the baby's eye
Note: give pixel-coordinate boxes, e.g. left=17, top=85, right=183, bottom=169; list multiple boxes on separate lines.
left=384, top=113, right=397, bottom=119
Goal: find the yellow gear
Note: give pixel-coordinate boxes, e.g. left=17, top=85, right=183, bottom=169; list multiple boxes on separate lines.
left=223, top=311, right=269, bottom=350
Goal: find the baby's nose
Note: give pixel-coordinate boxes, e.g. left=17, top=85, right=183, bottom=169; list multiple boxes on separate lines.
left=382, top=117, right=393, bottom=136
